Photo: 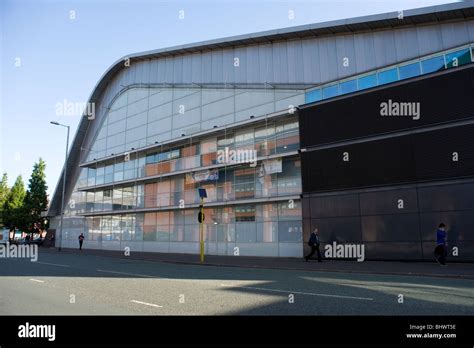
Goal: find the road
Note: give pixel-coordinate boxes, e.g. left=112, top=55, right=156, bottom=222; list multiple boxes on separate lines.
left=1, top=251, right=473, bottom=315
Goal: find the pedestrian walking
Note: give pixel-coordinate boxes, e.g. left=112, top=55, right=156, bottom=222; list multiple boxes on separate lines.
left=78, top=233, right=85, bottom=250
left=434, top=223, right=448, bottom=266
left=305, top=227, right=322, bottom=262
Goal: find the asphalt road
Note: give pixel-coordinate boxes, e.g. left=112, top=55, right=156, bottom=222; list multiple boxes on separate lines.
left=1, top=251, right=473, bottom=315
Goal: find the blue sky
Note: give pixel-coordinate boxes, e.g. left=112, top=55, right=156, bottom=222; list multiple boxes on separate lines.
left=0, top=0, right=459, bottom=197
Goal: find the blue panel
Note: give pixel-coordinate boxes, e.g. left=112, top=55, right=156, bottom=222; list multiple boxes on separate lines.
left=377, top=68, right=398, bottom=85
left=322, top=85, right=338, bottom=99
left=398, top=62, right=421, bottom=80
left=421, top=55, right=445, bottom=74
left=339, top=79, right=357, bottom=95
left=305, top=89, right=322, bottom=104
left=358, top=74, right=377, bottom=90
left=445, top=48, right=472, bottom=68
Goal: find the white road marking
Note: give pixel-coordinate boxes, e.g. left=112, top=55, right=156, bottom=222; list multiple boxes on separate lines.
left=96, top=269, right=154, bottom=278
left=96, top=269, right=223, bottom=284
left=220, top=283, right=373, bottom=301
left=29, top=279, right=45, bottom=283
left=35, top=261, right=70, bottom=268
left=131, top=300, right=163, bottom=308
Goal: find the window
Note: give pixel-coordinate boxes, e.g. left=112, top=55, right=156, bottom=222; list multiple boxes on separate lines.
left=398, top=62, right=421, bottom=80
left=104, top=165, right=114, bottom=184
left=377, top=68, right=398, bottom=85
left=322, top=85, right=338, bottom=99
left=278, top=221, right=302, bottom=242
left=235, top=205, right=256, bottom=222
left=421, top=55, right=445, bottom=74
left=236, top=223, right=256, bottom=243
left=358, top=74, right=377, bottom=90
left=339, top=79, right=357, bottom=95
left=146, top=153, right=156, bottom=164
left=305, top=89, right=322, bottom=103
left=114, top=162, right=124, bottom=182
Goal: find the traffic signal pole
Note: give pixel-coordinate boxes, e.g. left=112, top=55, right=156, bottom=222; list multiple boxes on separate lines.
left=199, top=197, right=204, bottom=263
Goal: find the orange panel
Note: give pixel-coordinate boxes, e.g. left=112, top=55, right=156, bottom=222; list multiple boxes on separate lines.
left=202, top=152, right=217, bottom=166
left=145, top=163, right=158, bottom=176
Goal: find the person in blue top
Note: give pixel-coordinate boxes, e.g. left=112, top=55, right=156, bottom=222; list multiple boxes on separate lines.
left=305, top=227, right=322, bottom=262
left=434, top=223, right=448, bottom=266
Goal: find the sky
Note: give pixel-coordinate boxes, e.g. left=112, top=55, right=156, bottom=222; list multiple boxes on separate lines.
left=0, top=0, right=460, bottom=199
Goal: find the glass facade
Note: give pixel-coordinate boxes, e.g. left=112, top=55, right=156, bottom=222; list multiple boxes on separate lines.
left=78, top=202, right=302, bottom=244
left=87, top=87, right=304, bottom=162
left=79, top=155, right=301, bottom=213
left=55, top=86, right=304, bottom=257
left=305, top=44, right=474, bottom=104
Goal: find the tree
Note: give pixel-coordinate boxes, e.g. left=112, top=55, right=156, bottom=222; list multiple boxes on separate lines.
left=24, top=158, right=49, bottom=230
left=0, top=173, right=9, bottom=227
left=2, top=175, right=26, bottom=230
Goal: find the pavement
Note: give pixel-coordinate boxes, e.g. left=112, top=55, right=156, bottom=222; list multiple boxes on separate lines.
left=46, top=247, right=474, bottom=279
left=0, top=248, right=473, bottom=315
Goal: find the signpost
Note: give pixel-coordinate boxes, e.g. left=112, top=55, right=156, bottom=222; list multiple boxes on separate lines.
left=198, top=188, right=207, bottom=263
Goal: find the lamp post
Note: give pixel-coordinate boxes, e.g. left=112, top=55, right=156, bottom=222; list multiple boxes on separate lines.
left=50, top=121, right=70, bottom=252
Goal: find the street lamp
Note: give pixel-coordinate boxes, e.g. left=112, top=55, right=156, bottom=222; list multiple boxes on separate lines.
left=50, top=121, right=70, bottom=252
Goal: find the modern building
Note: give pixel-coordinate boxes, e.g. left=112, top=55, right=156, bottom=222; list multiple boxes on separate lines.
left=48, top=2, right=474, bottom=261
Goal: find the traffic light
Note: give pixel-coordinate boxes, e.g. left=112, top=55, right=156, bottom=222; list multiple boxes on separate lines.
left=198, top=204, right=205, bottom=223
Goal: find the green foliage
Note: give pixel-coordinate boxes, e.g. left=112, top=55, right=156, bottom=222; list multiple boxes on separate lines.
left=0, top=173, right=9, bottom=226
left=24, top=158, right=49, bottom=230
left=2, top=159, right=50, bottom=232
left=2, top=175, right=27, bottom=230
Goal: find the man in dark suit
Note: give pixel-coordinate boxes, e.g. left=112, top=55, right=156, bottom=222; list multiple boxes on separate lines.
left=305, top=227, right=322, bottom=262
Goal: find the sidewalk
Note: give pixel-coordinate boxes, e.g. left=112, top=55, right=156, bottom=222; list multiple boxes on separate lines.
left=41, top=247, right=474, bottom=280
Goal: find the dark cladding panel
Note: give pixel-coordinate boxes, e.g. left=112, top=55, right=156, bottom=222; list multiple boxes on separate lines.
left=413, top=124, right=474, bottom=182
left=419, top=211, right=474, bottom=242
left=361, top=213, right=421, bottom=242
left=309, top=193, right=359, bottom=218
left=302, top=135, right=415, bottom=193
left=299, top=66, right=474, bottom=148
left=418, top=182, right=474, bottom=212
left=310, top=217, right=362, bottom=243
left=301, top=196, right=311, bottom=219
left=360, top=188, right=418, bottom=215
left=369, top=242, right=423, bottom=260
left=298, top=67, right=474, bottom=261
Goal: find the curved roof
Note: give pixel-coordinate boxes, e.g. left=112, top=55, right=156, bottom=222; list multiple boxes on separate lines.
left=48, top=1, right=474, bottom=215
